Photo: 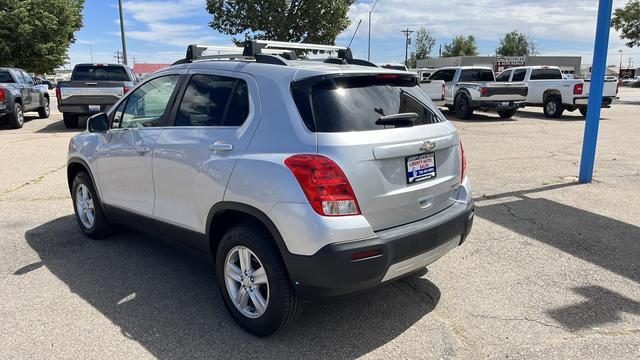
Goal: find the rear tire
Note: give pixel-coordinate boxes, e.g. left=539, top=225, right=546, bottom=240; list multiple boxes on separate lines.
left=578, top=107, right=588, bottom=117
left=8, top=103, right=24, bottom=129
left=71, top=171, right=112, bottom=239
left=63, top=113, right=79, bottom=128
left=497, top=109, right=517, bottom=118
left=454, top=94, right=473, bottom=119
left=543, top=97, right=564, bottom=118
left=38, top=97, right=50, bottom=118
left=216, top=225, right=302, bottom=336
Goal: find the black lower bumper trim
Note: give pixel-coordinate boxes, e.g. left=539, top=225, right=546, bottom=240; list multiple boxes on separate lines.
left=282, top=203, right=474, bottom=299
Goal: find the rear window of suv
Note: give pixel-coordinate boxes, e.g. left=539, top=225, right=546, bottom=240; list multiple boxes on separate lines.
left=291, top=74, right=444, bottom=132
left=71, top=65, right=130, bottom=81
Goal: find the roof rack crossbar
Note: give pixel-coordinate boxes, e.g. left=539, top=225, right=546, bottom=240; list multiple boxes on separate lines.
left=243, top=40, right=352, bottom=59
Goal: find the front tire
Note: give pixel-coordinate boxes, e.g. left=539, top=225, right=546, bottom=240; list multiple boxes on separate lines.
left=216, top=225, right=302, bottom=336
left=71, top=171, right=112, bottom=239
left=454, top=94, right=473, bottom=119
left=543, top=97, right=564, bottom=118
left=8, top=103, right=24, bottom=129
left=497, top=109, right=517, bottom=118
left=38, top=97, right=50, bottom=118
left=63, top=113, right=79, bottom=128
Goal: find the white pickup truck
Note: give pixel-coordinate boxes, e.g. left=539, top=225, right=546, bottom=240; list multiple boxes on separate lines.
left=429, top=66, right=528, bottom=119
left=496, top=66, right=618, bottom=118
left=416, top=68, right=445, bottom=106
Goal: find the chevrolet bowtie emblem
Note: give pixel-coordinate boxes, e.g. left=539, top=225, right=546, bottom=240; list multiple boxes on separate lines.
left=420, top=141, right=436, bottom=152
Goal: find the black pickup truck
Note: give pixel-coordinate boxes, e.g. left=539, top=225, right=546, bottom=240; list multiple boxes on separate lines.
left=0, top=68, right=50, bottom=129
left=56, top=63, right=137, bottom=128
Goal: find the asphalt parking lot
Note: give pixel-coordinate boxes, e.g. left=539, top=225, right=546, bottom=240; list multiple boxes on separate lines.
left=1, top=89, right=639, bottom=359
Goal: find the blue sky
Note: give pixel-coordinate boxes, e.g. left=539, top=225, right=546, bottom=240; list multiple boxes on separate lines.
left=67, top=0, right=640, bottom=68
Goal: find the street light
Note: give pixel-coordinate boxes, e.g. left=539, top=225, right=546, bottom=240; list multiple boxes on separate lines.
left=118, top=0, right=128, bottom=65
left=367, top=0, right=380, bottom=61
left=619, top=49, right=623, bottom=74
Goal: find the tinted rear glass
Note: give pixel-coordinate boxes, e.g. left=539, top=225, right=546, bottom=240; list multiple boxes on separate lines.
left=530, top=69, right=563, bottom=80
left=512, top=69, right=527, bottom=81
left=291, top=75, right=444, bottom=132
left=459, top=69, right=495, bottom=82
left=0, top=71, right=14, bottom=83
left=72, top=65, right=130, bottom=81
left=381, top=65, right=407, bottom=71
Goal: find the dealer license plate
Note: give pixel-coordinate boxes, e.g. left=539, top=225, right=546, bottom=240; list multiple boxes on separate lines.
left=406, top=153, right=436, bottom=184
left=501, top=102, right=510, bottom=107
left=88, top=105, right=100, bottom=112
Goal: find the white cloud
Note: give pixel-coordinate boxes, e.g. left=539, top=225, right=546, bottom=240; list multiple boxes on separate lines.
left=122, top=0, right=216, bottom=47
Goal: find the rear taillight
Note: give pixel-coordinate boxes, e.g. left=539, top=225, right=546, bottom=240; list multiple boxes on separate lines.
left=123, top=85, right=130, bottom=94
left=55, top=86, right=61, bottom=100
left=441, top=83, right=446, bottom=100
left=573, top=83, right=584, bottom=95
left=285, top=154, right=361, bottom=216
left=0, top=88, right=5, bottom=102
left=480, top=87, right=489, bottom=97
left=459, top=141, right=467, bottom=183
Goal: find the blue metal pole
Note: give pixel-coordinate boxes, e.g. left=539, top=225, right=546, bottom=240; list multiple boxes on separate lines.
left=579, top=0, right=614, bottom=183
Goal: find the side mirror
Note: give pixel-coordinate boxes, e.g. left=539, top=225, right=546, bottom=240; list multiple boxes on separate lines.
left=87, top=113, right=109, bottom=132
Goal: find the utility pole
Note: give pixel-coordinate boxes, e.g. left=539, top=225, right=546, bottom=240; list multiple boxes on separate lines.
left=114, top=50, right=123, bottom=64
left=439, top=44, right=442, bottom=59
left=401, top=28, right=414, bottom=67
left=89, top=44, right=94, bottom=63
left=367, top=0, right=380, bottom=61
left=118, top=0, right=128, bottom=65
left=619, top=49, right=623, bottom=72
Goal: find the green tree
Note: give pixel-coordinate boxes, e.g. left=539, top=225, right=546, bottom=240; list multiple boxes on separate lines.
left=206, top=0, right=353, bottom=45
left=612, top=0, right=640, bottom=47
left=496, top=30, right=536, bottom=56
left=407, top=27, right=436, bottom=67
left=0, top=0, right=84, bottom=74
left=442, top=35, right=478, bottom=57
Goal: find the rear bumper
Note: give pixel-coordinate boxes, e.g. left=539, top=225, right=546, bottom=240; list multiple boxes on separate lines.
left=58, top=103, right=115, bottom=115
left=282, top=199, right=474, bottom=299
left=574, top=97, right=614, bottom=107
left=475, top=100, right=526, bottom=111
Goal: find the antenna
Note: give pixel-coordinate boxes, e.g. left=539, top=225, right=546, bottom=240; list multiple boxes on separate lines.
left=348, top=19, right=363, bottom=50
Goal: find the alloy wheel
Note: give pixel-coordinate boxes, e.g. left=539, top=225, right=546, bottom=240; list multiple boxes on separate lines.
left=75, top=184, right=95, bottom=229
left=224, top=246, right=270, bottom=318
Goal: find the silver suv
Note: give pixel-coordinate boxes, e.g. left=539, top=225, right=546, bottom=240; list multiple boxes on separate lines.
left=66, top=41, right=474, bottom=336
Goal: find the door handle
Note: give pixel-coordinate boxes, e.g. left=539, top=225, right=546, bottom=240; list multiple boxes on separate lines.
left=209, top=142, right=233, bottom=152
left=135, top=146, right=150, bottom=154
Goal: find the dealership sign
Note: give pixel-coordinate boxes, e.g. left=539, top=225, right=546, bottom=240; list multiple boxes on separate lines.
left=496, top=56, right=526, bottom=72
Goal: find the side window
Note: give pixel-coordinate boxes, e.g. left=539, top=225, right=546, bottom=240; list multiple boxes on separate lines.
left=111, top=99, right=127, bottom=128
left=512, top=69, right=527, bottom=82
left=21, top=71, right=34, bottom=85
left=495, top=70, right=512, bottom=82
left=175, top=74, right=250, bottom=127
left=121, top=75, right=180, bottom=128
left=429, top=71, right=442, bottom=81
left=530, top=69, right=563, bottom=80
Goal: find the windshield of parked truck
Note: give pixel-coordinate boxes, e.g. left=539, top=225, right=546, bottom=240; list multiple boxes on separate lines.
left=0, top=71, right=15, bottom=83
left=530, top=68, right=563, bottom=80
left=71, top=65, right=130, bottom=81
left=459, top=69, right=495, bottom=82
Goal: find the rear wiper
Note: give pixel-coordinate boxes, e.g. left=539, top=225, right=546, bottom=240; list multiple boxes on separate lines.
left=375, top=112, right=418, bottom=127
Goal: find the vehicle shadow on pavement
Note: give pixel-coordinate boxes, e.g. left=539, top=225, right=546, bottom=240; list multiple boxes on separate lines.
left=475, top=184, right=640, bottom=330
left=513, top=110, right=595, bottom=122
left=440, top=110, right=516, bottom=123
left=35, top=119, right=83, bottom=133
left=24, top=215, right=441, bottom=359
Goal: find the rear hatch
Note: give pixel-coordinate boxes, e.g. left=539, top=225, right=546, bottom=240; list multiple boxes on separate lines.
left=291, top=73, right=462, bottom=231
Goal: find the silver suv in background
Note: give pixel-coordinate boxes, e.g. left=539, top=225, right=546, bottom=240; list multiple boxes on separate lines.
left=66, top=41, right=474, bottom=336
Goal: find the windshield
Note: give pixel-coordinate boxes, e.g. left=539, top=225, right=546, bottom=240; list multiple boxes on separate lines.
left=72, top=65, right=130, bottom=81
left=459, top=69, right=495, bottom=82
left=291, top=75, right=444, bottom=132
left=0, top=71, right=14, bottom=83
